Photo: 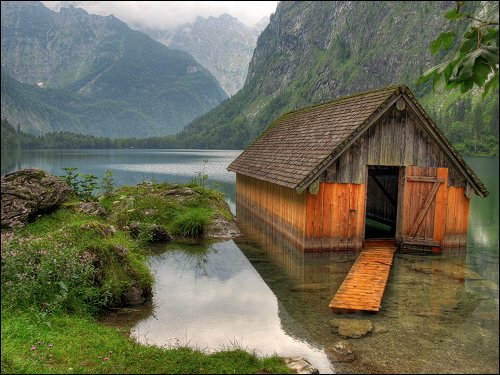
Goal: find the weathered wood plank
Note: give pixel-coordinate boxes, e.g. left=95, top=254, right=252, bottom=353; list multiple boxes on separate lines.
left=406, top=176, right=445, bottom=183
left=329, top=242, right=397, bottom=312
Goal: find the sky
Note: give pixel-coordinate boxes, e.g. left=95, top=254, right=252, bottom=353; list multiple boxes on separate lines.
left=42, top=1, right=279, bottom=30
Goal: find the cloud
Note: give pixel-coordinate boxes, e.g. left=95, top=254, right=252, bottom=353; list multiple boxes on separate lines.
left=42, top=1, right=278, bottom=30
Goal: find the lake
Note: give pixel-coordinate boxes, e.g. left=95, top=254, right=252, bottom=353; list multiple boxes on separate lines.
left=2, top=149, right=498, bottom=374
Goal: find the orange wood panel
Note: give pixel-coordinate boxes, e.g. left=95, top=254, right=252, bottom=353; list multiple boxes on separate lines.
left=305, top=182, right=365, bottom=250
left=432, top=168, right=448, bottom=250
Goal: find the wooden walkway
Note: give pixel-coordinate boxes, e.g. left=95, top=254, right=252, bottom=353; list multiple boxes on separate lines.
left=329, top=240, right=397, bottom=313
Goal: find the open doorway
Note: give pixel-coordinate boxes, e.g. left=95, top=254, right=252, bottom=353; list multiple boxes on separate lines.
left=365, top=166, right=400, bottom=239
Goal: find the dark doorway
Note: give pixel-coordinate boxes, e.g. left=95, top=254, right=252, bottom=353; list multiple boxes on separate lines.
left=365, top=166, right=400, bottom=238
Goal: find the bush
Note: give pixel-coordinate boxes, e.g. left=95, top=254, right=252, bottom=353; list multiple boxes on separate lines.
left=170, top=208, right=212, bottom=237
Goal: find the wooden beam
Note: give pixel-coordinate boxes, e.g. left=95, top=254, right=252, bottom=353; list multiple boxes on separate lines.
left=402, top=238, right=439, bottom=247
left=406, top=176, right=445, bottom=183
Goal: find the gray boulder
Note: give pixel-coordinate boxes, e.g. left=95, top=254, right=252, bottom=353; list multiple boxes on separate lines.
left=1, top=169, right=72, bottom=229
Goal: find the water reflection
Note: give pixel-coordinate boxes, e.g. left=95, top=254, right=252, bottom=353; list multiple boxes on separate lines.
left=130, top=240, right=334, bottom=373
left=234, top=191, right=499, bottom=374
left=3, top=150, right=498, bottom=373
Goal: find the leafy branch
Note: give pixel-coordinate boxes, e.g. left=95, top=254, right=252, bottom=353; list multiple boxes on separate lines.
left=417, top=1, right=499, bottom=98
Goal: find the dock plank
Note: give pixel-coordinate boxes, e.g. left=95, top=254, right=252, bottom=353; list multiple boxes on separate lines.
left=329, top=241, right=396, bottom=312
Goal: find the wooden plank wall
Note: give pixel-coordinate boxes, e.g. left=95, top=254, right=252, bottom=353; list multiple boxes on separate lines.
left=236, top=174, right=307, bottom=249
left=442, top=187, right=470, bottom=248
left=305, top=182, right=365, bottom=250
left=324, top=106, right=466, bottom=188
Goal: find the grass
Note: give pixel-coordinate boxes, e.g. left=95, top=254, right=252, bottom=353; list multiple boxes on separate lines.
left=1, top=309, right=293, bottom=374
left=0, top=180, right=292, bottom=374
left=105, top=182, right=230, bottom=239
left=1, top=208, right=152, bottom=315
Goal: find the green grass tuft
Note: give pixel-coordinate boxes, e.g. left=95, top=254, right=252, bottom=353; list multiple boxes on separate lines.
left=170, top=208, right=212, bottom=237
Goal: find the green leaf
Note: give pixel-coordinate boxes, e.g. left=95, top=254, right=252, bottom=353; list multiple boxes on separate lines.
left=443, top=63, right=454, bottom=82
left=416, top=66, right=438, bottom=86
left=460, top=78, right=474, bottom=93
left=430, top=31, right=456, bottom=54
left=482, top=27, right=499, bottom=45
left=482, top=75, right=499, bottom=99
left=472, top=57, right=493, bottom=86
left=481, top=45, right=499, bottom=66
left=444, top=9, right=463, bottom=20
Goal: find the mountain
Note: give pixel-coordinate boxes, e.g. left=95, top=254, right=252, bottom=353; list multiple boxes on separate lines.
left=145, top=14, right=268, bottom=96
left=175, top=1, right=498, bottom=155
left=0, top=1, right=227, bottom=138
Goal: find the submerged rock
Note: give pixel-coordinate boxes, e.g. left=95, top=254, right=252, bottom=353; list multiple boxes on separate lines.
left=330, top=318, right=373, bottom=338
left=412, top=262, right=483, bottom=282
left=283, top=357, right=319, bottom=374
left=290, top=283, right=330, bottom=292
left=326, top=341, right=355, bottom=362
left=1, top=168, right=72, bottom=228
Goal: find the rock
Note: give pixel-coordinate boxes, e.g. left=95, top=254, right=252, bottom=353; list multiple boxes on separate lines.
left=1, top=169, right=72, bottom=229
left=290, top=283, right=330, bottom=292
left=69, top=201, right=107, bottom=216
left=372, top=323, right=388, bottom=334
left=149, top=224, right=172, bottom=242
left=122, top=284, right=151, bottom=305
left=326, top=341, right=355, bottom=362
left=283, top=357, right=319, bottom=374
left=129, top=222, right=141, bottom=239
left=330, top=318, right=373, bottom=339
left=112, top=244, right=128, bottom=258
left=163, top=187, right=196, bottom=196
left=412, top=262, right=483, bottom=281
left=205, top=215, right=240, bottom=239
left=128, top=222, right=173, bottom=242
left=80, top=222, right=116, bottom=238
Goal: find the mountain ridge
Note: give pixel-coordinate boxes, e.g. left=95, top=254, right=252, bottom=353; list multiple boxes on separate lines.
left=1, top=1, right=227, bottom=137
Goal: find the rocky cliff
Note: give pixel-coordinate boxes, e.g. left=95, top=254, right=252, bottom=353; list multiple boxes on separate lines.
left=0, top=1, right=227, bottom=137
left=175, top=1, right=498, bottom=154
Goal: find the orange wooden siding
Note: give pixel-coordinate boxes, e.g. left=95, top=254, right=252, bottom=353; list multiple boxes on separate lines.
left=305, top=183, right=365, bottom=250
left=236, top=174, right=307, bottom=248
left=442, top=187, right=470, bottom=248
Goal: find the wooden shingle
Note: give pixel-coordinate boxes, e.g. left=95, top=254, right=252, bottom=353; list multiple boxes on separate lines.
left=228, top=84, right=488, bottom=197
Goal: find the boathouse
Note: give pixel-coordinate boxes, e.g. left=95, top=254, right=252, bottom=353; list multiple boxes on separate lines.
left=228, top=84, right=488, bottom=252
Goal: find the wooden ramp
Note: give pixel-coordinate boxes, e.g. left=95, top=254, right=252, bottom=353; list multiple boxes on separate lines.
left=329, top=240, right=397, bottom=313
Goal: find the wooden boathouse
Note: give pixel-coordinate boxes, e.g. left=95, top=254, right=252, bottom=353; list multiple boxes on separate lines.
left=228, top=84, right=488, bottom=253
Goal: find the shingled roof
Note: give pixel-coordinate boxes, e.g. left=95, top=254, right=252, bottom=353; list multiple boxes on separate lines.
left=228, top=84, right=488, bottom=198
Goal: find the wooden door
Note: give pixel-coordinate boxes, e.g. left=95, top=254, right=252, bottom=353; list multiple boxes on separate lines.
left=402, top=166, right=448, bottom=248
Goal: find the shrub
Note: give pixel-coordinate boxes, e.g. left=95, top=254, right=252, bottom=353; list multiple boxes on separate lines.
left=170, top=208, right=212, bottom=237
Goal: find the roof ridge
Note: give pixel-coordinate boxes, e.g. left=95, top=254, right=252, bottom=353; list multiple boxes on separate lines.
left=279, top=83, right=405, bottom=118
left=251, top=83, right=405, bottom=143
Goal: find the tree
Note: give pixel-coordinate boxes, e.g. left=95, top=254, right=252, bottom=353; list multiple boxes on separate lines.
left=417, top=1, right=499, bottom=99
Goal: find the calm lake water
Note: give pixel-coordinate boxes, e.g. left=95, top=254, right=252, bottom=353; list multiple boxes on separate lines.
left=2, top=149, right=498, bottom=374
